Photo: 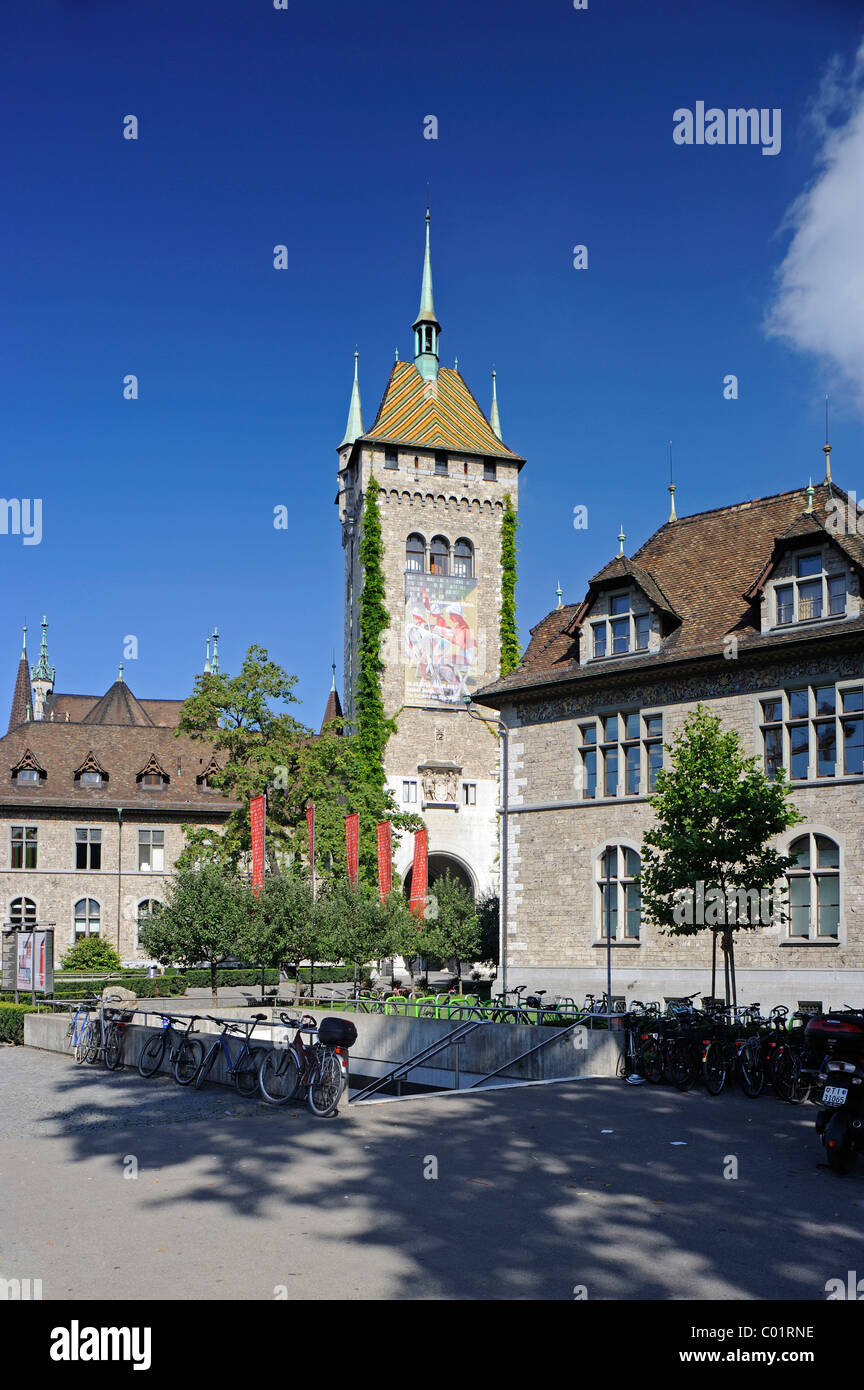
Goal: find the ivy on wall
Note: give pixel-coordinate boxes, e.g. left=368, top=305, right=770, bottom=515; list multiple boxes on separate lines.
left=499, top=492, right=520, bottom=676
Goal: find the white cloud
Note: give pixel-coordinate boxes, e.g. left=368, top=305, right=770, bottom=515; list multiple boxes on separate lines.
left=765, top=42, right=864, bottom=411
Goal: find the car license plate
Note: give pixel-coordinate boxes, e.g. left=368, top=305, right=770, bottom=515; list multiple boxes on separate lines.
left=823, top=1085, right=848, bottom=1106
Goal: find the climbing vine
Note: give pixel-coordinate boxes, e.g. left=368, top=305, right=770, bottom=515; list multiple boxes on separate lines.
left=499, top=492, right=520, bottom=676
left=356, top=472, right=395, bottom=788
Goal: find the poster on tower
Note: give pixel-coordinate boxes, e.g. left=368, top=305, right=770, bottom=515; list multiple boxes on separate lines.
left=404, top=573, right=479, bottom=705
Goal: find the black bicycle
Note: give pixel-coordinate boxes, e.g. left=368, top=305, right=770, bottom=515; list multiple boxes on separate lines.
left=193, top=1014, right=267, bottom=1096
left=138, top=1011, right=203, bottom=1086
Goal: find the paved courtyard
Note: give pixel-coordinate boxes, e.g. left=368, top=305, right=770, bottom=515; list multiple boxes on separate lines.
left=1, top=1045, right=862, bottom=1301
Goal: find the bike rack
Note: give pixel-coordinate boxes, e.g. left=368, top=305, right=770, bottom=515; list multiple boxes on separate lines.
left=348, top=1020, right=485, bottom=1103
left=467, top=1015, right=605, bottom=1089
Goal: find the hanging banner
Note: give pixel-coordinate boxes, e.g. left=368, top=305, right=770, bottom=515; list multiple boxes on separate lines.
left=404, top=573, right=480, bottom=705
left=250, top=794, right=266, bottom=895
left=409, top=827, right=428, bottom=919
left=345, top=812, right=359, bottom=891
left=376, top=821, right=392, bottom=903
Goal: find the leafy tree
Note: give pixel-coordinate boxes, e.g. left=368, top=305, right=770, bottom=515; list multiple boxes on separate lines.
left=639, top=703, right=803, bottom=1005
left=321, top=878, right=398, bottom=989
left=426, top=873, right=481, bottom=983
left=499, top=493, right=520, bottom=676
left=60, top=936, right=123, bottom=973
left=476, top=891, right=500, bottom=966
left=238, top=873, right=329, bottom=1004
left=137, top=865, right=247, bottom=1005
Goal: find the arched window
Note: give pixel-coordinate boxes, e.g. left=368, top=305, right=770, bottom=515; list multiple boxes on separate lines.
left=406, top=533, right=426, bottom=573
left=430, top=536, right=450, bottom=576
left=787, top=834, right=840, bottom=939
left=9, top=897, right=36, bottom=927
left=597, top=846, right=641, bottom=940
left=136, top=898, right=162, bottom=946
left=452, top=538, right=474, bottom=579
left=74, top=898, right=100, bottom=939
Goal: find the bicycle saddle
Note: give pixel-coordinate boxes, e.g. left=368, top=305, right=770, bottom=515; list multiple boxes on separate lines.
left=251, top=1013, right=267, bottom=1021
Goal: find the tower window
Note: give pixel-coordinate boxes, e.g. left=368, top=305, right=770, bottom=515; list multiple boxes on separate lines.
left=430, top=536, right=450, bottom=575
left=406, top=534, right=426, bottom=573
left=74, top=897, right=101, bottom=939
left=75, top=828, right=102, bottom=870
left=10, top=897, right=37, bottom=927
left=453, top=538, right=474, bottom=580
left=435, top=452, right=448, bottom=476
left=384, top=450, right=398, bottom=470
left=402, top=780, right=418, bottom=804
left=462, top=782, right=476, bottom=805
left=483, top=462, right=497, bottom=481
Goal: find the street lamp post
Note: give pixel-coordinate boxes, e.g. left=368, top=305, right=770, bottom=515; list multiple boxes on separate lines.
left=464, top=698, right=509, bottom=997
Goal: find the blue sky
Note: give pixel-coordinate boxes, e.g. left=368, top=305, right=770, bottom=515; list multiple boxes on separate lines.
left=2, top=0, right=863, bottom=723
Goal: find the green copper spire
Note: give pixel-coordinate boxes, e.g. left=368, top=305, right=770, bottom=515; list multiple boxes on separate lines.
left=211, top=626, right=220, bottom=675
left=31, top=615, right=55, bottom=685
left=204, top=635, right=211, bottom=675
left=340, top=350, right=364, bottom=448
left=412, top=208, right=441, bottom=382
left=490, top=369, right=502, bottom=439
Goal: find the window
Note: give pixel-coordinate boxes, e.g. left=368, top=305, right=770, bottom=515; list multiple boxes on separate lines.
left=140, top=773, right=163, bottom=787
left=774, top=554, right=846, bottom=626
left=452, top=538, right=474, bottom=579
left=406, top=534, right=425, bottom=573
left=138, top=829, right=165, bottom=872
left=589, top=593, right=651, bottom=659
left=384, top=450, right=398, bottom=470
left=787, top=834, right=840, bottom=939
left=598, top=846, right=641, bottom=940
left=402, top=780, right=417, bottom=804
left=463, top=782, right=477, bottom=805
left=136, top=899, right=162, bottom=946
left=483, top=462, right=497, bottom=481
left=11, top=826, right=37, bottom=869
left=580, top=712, right=663, bottom=799
left=79, top=771, right=102, bottom=787
left=761, top=684, right=864, bottom=781
left=435, top=452, right=448, bottom=476
left=430, top=536, right=450, bottom=575
left=15, top=768, right=40, bottom=784
left=74, top=898, right=100, bottom=938
left=9, top=897, right=36, bottom=927
left=75, top=828, right=102, bottom=870
left=136, top=756, right=168, bottom=788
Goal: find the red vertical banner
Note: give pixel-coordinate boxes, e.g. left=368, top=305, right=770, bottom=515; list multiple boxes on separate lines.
left=376, top=821, right=392, bottom=903
left=345, top=812, right=359, bottom=891
left=409, top=827, right=428, bottom=919
left=250, top=794, right=266, bottom=896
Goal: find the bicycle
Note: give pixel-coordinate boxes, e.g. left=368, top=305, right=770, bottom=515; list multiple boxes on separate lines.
left=258, top=1012, right=320, bottom=1103
left=193, top=1014, right=267, bottom=1096
left=80, top=1003, right=134, bottom=1071
left=138, top=1011, right=204, bottom=1086
left=65, top=997, right=97, bottom=1064
left=259, top=1012, right=356, bottom=1116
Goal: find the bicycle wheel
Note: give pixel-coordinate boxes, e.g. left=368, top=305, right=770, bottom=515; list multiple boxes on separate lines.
left=308, top=1050, right=344, bottom=1117
left=85, top=1022, right=101, bottom=1065
left=74, top=1021, right=93, bottom=1065
left=104, top=1024, right=124, bottom=1071
left=173, top=1037, right=203, bottom=1086
left=669, top=1039, right=699, bottom=1090
left=194, top=1044, right=218, bottom=1091
left=702, top=1041, right=728, bottom=1096
left=235, top=1047, right=265, bottom=1097
left=637, top=1037, right=664, bottom=1084
left=772, top=1047, right=810, bottom=1104
left=138, top=1033, right=167, bottom=1079
left=259, top=1047, right=302, bottom=1104
left=497, top=1010, right=518, bottom=1025
left=737, top=1039, right=765, bottom=1098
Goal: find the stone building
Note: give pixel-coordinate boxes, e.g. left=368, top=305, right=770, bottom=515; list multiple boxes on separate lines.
left=1, top=622, right=234, bottom=964
left=336, top=212, right=523, bottom=899
left=478, top=471, right=864, bottom=1010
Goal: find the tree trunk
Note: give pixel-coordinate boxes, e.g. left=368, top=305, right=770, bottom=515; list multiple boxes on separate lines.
left=211, top=960, right=219, bottom=1009
left=293, top=962, right=302, bottom=1005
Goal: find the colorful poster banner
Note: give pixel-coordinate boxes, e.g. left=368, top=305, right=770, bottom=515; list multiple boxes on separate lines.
left=250, top=794, right=266, bottom=895
left=404, top=572, right=479, bottom=705
left=409, top=827, right=428, bottom=919
left=376, top=821, right=392, bottom=903
left=346, top=812, right=359, bottom=891
left=13, top=931, right=53, bottom=994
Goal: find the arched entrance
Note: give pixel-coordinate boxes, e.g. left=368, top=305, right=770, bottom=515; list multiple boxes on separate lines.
left=403, top=852, right=476, bottom=901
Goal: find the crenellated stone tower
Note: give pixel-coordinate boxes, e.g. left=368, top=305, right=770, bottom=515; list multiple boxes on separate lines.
left=336, top=212, right=524, bottom=899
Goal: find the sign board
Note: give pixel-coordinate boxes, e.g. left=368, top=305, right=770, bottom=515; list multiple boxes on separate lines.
left=2, top=930, right=54, bottom=996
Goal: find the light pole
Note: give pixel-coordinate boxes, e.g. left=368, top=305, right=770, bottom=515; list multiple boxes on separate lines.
left=464, top=697, right=509, bottom=996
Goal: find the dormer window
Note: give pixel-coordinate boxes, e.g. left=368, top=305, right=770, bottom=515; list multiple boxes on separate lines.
left=16, top=769, right=40, bottom=784
left=775, top=554, right=845, bottom=626
left=79, top=771, right=102, bottom=787
left=591, top=593, right=650, bottom=659
left=12, top=749, right=46, bottom=785
left=136, top=754, right=169, bottom=788
left=74, top=751, right=108, bottom=788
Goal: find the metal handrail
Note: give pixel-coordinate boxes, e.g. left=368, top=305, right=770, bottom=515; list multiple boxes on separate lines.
left=468, top=1017, right=596, bottom=1089
left=349, top=1020, right=484, bottom=1103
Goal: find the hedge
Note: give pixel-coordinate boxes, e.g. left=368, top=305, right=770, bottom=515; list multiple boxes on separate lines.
left=0, top=1003, right=39, bottom=1044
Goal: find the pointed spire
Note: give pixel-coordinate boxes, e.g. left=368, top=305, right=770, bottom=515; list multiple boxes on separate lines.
left=668, top=482, right=677, bottom=522
left=806, top=478, right=815, bottom=514
left=412, top=208, right=441, bottom=382
left=21, top=623, right=27, bottom=658
left=8, top=626, right=33, bottom=733
left=31, top=615, right=55, bottom=685
left=118, top=663, right=125, bottom=683
left=617, top=525, right=626, bottom=557
left=556, top=581, right=563, bottom=610
left=331, top=661, right=337, bottom=693
left=340, top=350, right=364, bottom=448
left=211, top=626, right=220, bottom=675
left=823, top=394, right=832, bottom=484
left=204, top=635, right=211, bottom=675
left=490, top=369, right=502, bottom=439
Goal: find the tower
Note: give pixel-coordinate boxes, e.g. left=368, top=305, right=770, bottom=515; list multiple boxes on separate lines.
left=337, top=212, right=524, bottom=899
left=30, top=616, right=55, bottom=722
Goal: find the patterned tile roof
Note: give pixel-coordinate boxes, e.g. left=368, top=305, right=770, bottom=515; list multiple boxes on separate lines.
left=361, top=362, right=523, bottom=462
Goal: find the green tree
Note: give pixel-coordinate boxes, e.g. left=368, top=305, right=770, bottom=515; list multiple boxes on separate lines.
left=60, top=937, right=123, bottom=973
left=238, top=873, right=329, bottom=1004
left=321, top=878, right=398, bottom=989
left=499, top=493, right=520, bottom=676
left=639, top=703, right=803, bottom=1005
left=137, top=865, right=246, bottom=1006
left=427, top=873, right=481, bottom=984
left=476, top=891, right=500, bottom=966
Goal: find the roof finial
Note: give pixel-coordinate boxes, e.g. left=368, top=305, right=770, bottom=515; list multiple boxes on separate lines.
left=806, top=477, right=815, bottom=514
left=556, top=581, right=563, bottom=610
left=618, top=525, right=626, bottom=557
left=204, top=635, right=211, bottom=675
left=31, top=615, right=55, bottom=685
left=668, top=440, right=677, bottom=521
left=823, top=394, right=832, bottom=484
left=211, top=626, right=220, bottom=675
left=331, top=660, right=337, bottom=693
left=21, top=623, right=27, bottom=657
left=395, top=346, right=399, bottom=362
left=340, top=349, right=364, bottom=448
left=454, top=356, right=458, bottom=372
left=490, top=368, right=502, bottom=439
left=413, top=207, right=441, bottom=381
left=118, top=662, right=124, bottom=683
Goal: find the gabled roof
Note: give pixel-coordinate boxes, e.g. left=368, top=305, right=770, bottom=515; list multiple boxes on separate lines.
left=136, top=752, right=169, bottom=782
left=82, top=680, right=154, bottom=727
left=743, top=511, right=864, bottom=601
left=570, top=556, right=680, bottom=631
left=74, top=750, right=109, bottom=781
left=360, top=361, right=523, bottom=462
left=12, top=747, right=45, bottom=775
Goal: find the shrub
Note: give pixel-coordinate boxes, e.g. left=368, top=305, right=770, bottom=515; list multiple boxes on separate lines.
left=0, top=1003, right=38, bottom=1044
left=60, top=938, right=123, bottom=972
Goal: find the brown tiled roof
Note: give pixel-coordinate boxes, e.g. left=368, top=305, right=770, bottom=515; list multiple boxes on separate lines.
left=361, top=362, right=523, bottom=462
left=320, top=685, right=343, bottom=733
left=43, top=692, right=185, bottom=727
left=480, top=480, right=864, bottom=701
left=82, top=680, right=154, bottom=727
left=8, top=653, right=31, bottom=732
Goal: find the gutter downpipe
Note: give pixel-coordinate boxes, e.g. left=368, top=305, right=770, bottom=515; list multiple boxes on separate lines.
left=116, top=807, right=123, bottom=952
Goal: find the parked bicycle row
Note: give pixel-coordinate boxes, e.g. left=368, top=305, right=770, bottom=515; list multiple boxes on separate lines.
left=63, top=999, right=356, bottom=1118
left=325, top=984, right=623, bottom=1024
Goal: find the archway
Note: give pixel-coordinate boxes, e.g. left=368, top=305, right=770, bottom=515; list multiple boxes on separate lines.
left=403, top=852, right=476, bottom=901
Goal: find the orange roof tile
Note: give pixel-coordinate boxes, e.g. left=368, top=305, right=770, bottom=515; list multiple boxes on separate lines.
left=361, top=362, right=523, bottom=462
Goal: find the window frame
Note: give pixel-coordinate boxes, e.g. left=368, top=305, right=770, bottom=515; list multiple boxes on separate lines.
left=579, top=709, right=663, bottom=800
left=138, top=828, right=166, bottom=873
left=785, top=831, right=841, bottom=941
left=9, top=896, right=37, bottom=927
left=760, top=682, right=864, bottom=782
left=11, top=824, right=38, bottom=870
left=405, top=533, right=426, bottom=574
left=588, top=591, right=652, bottom=660
left=73, top=896, right=101, bottom=939
left=596, top=844, right=642, bottom=942
left=773, top=552, right=846, bottom=628
left=75, top=827, right=102, bottom=871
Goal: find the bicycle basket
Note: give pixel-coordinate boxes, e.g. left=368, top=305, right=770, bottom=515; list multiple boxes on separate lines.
left=317, top=1016, right=357, bottom=1050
